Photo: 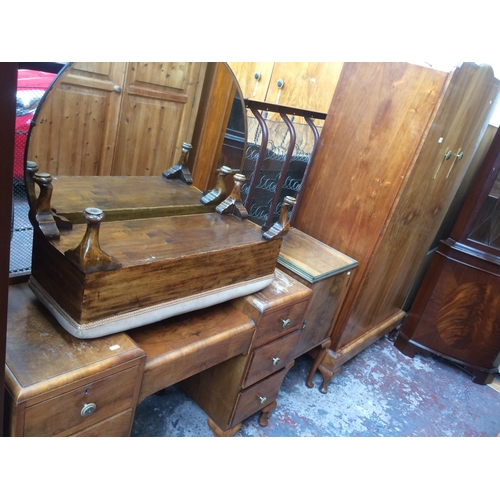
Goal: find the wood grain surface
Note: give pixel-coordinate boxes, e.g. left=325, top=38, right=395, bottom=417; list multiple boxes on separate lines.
left=49, top=175, right=212, bottom=223
left=31, top=213, right=282, bottom=323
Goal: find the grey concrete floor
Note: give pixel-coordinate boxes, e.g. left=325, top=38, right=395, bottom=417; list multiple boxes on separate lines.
left=131, top=335, right=500, bottom=437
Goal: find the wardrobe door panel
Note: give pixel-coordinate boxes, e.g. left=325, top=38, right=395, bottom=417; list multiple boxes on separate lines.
left=28, top=62, right=126, bottom=176
left=227, top=62, right=274, bottom=102
left=294, top=62, right=447, bottom=347
left=112, top=62, right=206, bottom=177
left=339, top=63, right=500, bottom=349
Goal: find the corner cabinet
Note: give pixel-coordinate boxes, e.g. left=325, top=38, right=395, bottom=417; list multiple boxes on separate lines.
left=292, top=62, right=500, bottom=389
left=395, top=126, right=500, bottom=384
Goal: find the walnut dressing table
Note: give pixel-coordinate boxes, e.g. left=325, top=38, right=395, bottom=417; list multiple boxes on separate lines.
left=5, top=270, right=313, bottom=437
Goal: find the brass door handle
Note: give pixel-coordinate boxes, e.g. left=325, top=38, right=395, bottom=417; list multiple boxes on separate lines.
left=433, top=148, right=452, bottom=179
left=446, top=149, right=464, bottom=178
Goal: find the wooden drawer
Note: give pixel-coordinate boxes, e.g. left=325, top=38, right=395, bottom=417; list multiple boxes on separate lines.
left=24, top=365, right=140, bottom=437
left=231, top=368, right=289, bottom=427
left=71, top=409, right=134, bottom=437
left=253, top=298, right=309, bottom=347
left=243, top=329, right=300, bottom=388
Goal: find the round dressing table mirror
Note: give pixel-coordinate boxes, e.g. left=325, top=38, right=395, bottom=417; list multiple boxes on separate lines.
left=22, top=62, right=288, bottom=340
left=25, top=62, right=247, bottom=224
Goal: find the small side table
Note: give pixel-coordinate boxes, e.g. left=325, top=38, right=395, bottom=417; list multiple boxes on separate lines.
left=277, top=228, right=358, bottom=393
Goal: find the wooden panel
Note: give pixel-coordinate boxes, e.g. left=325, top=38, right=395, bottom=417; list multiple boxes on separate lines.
left=250, top=298, right=309, bottom=348
left=0, top=62, right=17, bottom=437
left=50, top=175, right=211, bottom=224
left=71, top=408, right=133, bottom=437
left=338, top=63, right=500, bottom=349
left=133, top=303, right=255, bottom=402
left=28, top=62, right=207, bottom=178
left=403, top=124, right=499, bottom=311
left=403, top=246, right=500, bottom=369
left=278, top=227, right=357, bottom=282
left=292, top=270, right=353, bottom=357
left=292, top=62, right=449, bottom=352
left=243, top=329, right=300, bottom=388
left=294, top=63, right=447, bottom=315
left=179, top=353, right=250, bottom=430
left=227, top=62, right=274, bottom=101
left=265, top=62, right=343, bottom=114
left=231, top=268, right=311, bottom=323
left=231, top=368, right=288, bottom=427
left=28, top=62, right=126, bottom=176
left=190, top=63, right=241, bottom=191
left=5, top=283, right=142, bottom=401
left=112, top=62, right=206, bottom=177
left=24, top=364, right=140, bottom=437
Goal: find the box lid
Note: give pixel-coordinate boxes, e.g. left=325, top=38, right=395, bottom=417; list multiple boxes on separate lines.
left=278, top=228, right=358, bottom=283
left=50, top=175, right=212, bottom=223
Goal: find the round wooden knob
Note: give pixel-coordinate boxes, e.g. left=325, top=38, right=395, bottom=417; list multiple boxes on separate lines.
left=83, top=207, right=104, bottom=223
left=26, top=161, right=38, bottom=173
left=33, top=172, right=52, bottom=185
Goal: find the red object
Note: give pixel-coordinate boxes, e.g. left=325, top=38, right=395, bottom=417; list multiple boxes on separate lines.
left=14, top=70, right=56, bottom=180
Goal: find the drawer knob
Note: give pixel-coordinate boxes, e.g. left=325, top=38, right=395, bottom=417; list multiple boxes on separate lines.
left=272, top=357, right=281, bottom=366
left=282, top=318, right=290, bottom=328
left=81, top=402, right=97, bottom=417
left=258, top=396, right=267, bottom=404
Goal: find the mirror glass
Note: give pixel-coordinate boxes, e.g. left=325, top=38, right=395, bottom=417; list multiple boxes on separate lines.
left=25, top=62, right=247, bottom=220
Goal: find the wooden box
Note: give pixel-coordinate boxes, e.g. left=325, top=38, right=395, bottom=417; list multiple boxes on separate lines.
left=29, top=212, right=282, bottom=339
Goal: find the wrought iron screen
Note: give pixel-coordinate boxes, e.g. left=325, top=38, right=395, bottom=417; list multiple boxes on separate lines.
left=240, top=100, right=326, bottom=230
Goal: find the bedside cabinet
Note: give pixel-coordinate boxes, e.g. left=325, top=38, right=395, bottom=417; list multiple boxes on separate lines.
left=180, top=269, right=312, bottom=436
left=4, top=283, right=146, bottom=437
left=277, top=228, right=358, bottom=393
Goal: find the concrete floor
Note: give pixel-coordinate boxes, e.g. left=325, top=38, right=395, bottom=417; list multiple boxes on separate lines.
left=131, top=335, right=500, bottom=437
